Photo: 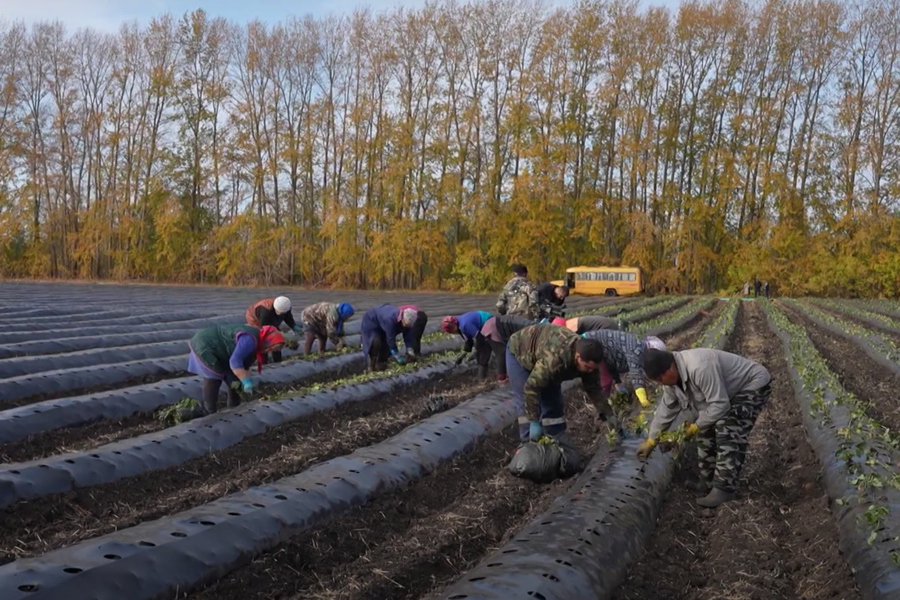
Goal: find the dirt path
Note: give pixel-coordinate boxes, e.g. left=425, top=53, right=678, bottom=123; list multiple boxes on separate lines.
left=782, top=302, right=900, bottom=432
left=662, top=300, right=725, bottom=350
left=0, top=372, right=493, bottom=564
left=612, top=301, right=860, bottom=600
left=187, top=395, right=606, bottom=600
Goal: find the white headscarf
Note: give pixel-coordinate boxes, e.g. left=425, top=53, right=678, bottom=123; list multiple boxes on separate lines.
left=644, top=336, right=667, bottom=351
left=400, top=308, right=418, bottom=328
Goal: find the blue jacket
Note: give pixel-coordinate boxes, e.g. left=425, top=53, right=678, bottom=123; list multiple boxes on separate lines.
left=361, top=304, right=415, bottom=356
left=457, top=310, right=492, bottom=351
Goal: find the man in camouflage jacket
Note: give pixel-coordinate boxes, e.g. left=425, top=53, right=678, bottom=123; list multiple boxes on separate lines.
left=638, top=348, right=771, bottom=508
left=506, top=324, right=611, bottom=441
left=300, top=302, right=355, bottom=354
left=496, top=264, right=540, bottom=320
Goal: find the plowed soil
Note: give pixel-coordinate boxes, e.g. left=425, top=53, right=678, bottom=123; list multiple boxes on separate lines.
left=187, top=391, right=608, bottom=600
left=612, top=301, right=860, bottom=600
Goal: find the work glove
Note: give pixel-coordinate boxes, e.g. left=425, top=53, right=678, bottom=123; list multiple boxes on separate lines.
left=393, top=354, right=407, bottom=365
left=292, top=325, right=303, bottom=334
left=683, top=422, right=701, bottom=440
left=616, top=383, right=628, bottom=394
left=529, top=421, right=544, bottom=441
left=637, top=438, right=657, bottom=460
left=240, top=377, right=254, bottom=394
left=635, top=387, right=650, bottom=408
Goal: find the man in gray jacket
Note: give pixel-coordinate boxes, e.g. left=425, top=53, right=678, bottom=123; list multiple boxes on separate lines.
left=637, top=348, right=771, bottom=508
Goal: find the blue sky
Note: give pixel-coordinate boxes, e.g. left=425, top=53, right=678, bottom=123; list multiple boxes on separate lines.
left=0, top=0, right=682, bottom=32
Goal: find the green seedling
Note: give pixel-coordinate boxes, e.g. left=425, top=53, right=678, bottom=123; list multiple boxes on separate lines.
left=156, top=397, right=198, bottom=427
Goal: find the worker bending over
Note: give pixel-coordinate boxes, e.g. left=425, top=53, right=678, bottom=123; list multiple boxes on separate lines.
left=581, top=329, right=661, bottom=408
left=245, top=296, right=300, bottom=363
left=475, top=314, right=534, bottom=381
left=506, top=325, right=612, bottom=441
left=360, top=304, right=427, bottom=371
left=441, top=311, right=493, bottom=365
left=187, top=324, right=285, bottom=414
left=638, top=348, right=771, bottom=508
left=300, top=302, right=355, bottom=354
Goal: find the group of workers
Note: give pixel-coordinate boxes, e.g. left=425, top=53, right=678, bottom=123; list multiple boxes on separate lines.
left=181, top=265, right=772, bottom=509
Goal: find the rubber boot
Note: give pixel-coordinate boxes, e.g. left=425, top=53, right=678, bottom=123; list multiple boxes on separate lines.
left=497, top=374, right=509, bottom=384
left=201, top=379, right=220, bottom=415
left=226, top=387, right=241, bottom=409
left=477, top=364, right=489, bottom=378
left=367, top=355, right=378, bottom=373
left=696, top=487, right=736, bottom=508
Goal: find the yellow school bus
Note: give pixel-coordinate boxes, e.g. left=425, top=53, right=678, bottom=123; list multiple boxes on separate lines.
left=551, top=266, right=644, bottom=296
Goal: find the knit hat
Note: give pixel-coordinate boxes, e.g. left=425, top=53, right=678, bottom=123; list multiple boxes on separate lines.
left=273, top=296, right=291, bottom=315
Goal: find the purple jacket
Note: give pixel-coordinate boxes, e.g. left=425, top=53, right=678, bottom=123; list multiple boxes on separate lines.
left=360, top=304, right=415, bottom=355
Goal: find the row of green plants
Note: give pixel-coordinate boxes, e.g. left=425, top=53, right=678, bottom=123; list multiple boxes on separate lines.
left=786, top=299, right=900, bottom=363
left=810, top=298, right=900, bottom=334
left=764, top=300, right=900, bottom=559
left=850, top=299, right=900, bottom=319
left=693, top=298, right=739, bottom=349
left=157, top=332, right=459, bottom=425
left=630, top=296, right=713, bottom=336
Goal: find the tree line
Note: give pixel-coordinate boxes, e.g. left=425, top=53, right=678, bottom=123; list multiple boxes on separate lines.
left=0, top=0, right=898, bottom=296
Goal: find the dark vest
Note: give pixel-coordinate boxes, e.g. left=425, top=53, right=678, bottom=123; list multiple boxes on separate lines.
left=190, top=324, right=259, bottom=375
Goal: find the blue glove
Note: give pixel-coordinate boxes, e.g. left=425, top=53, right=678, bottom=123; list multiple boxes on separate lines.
left=293, top=325, right=302, bottom=334
left=616, top=383, right=628, bottom=394
left=394, top=354, right=407, bottom=365
left=529, top=421, right=544, bottom=441
left=241, top=378, right=254, bottom=393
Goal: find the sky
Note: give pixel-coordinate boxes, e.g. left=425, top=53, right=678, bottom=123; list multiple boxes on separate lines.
left=0, top=0, right=683, bottom=32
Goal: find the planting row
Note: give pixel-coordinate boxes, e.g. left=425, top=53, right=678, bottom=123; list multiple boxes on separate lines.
left=765, top=300, right=900, bottom=600
left=435, top=298, right=734, bottom=599
left=0, top=334, right=457, bottom=444
left=0, top=348, right=466, bottom=509
left=0, top=299, right=675, bottom=448
left=784, top=300, right=900, bottom=375
left=809, top=298, right=900, bottom=337
left=0, top=385, right=520, bottom=600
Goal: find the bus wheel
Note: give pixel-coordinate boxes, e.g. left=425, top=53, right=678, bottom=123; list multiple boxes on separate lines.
left=605, top=289, right=617, bottom=297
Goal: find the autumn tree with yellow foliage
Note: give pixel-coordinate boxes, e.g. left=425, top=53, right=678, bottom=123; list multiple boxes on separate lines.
left=0, top=0, right=899, bottom=296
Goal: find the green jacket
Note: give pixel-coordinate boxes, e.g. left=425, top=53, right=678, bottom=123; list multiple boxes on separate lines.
left=507, top=324, right=605, bottom=419
left=190, top=324, right=260, bottom=376
left=496, top=276, right=540, bottom=320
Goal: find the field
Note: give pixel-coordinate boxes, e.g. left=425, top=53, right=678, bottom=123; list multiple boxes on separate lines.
left=1, top=283, right=898, bottom=600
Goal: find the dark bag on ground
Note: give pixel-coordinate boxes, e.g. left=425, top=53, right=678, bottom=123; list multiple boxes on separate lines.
left=508, top=433, right=581, bottom=483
